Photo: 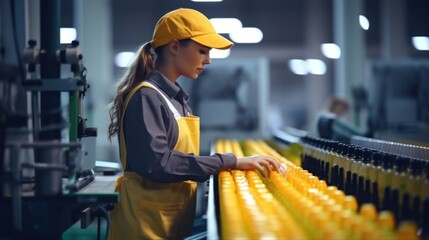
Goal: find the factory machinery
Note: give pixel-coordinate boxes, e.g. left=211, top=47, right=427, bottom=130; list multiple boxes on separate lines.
left=208, top=134, right=429, bottom=239
left=0, top=0, right=118, bottom=239
left=2, top=1, right=429, bottom=240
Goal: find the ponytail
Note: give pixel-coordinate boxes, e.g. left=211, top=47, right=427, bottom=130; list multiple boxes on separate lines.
left=107, top=42, right=155, bottom=141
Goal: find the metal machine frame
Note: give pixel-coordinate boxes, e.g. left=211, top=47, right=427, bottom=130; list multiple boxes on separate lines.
left=0, top=0, right=118, bottom=239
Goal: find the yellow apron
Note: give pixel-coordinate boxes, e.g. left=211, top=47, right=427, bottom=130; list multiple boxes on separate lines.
left=108, top=81, right=199, bottom=240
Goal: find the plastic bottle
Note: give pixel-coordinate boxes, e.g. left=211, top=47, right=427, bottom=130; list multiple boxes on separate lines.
left=369, top=151, right=383, bottom=210
left=344, top=146, right=355, bottom=195
left=378, top=153, right=394, bottom=212
left=310, top=139, right=320, bottom=178
left=349, top=215, right=365, bottom=240
left=405, top=158, right=425, bottom=225
left=301, top=137, right=309, bottom=171
left=351, top=147, right=362, bottom=197
left=357, top=217, right=380, bottom=240
left=343, top=195, right=358, bottom=212
left=377, top=210, right=395, bottom=230
left=357, top=149, right=372, bottom=205
left=391, top=156, right=410, bottom=222
left=420, top=160, right=429, bottom=238
left=318, top=139, right=328, bottom=179
left=311, top=139, right=322, bottom=178
left=360, top=224, right=380, bottom=240
left=302, top=136, right=314, bottom=177
left=360, top=203, right=377, bottom=226
left=397, top=221, right=419, bottom=240
left=330, top=142, right=340, bottom=187
left=321, top=140, right=334, bottom=182
left=337, top=143, right=348, bottom=191
left=377, top=210, right=396, bottom=239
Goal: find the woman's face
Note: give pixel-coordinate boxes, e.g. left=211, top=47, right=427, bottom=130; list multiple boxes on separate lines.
left=173, top=40, right=212, bottom=79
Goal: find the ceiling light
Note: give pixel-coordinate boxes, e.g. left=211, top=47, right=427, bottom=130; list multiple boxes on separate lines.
left=115, top=52, right=135, bottom=68
left=289, top=59, right=327, bottom=75
left=306, top=59, right=326, bottom=75
left=229, top=27, right=263, bottom=43
left=60, top=28, right=77, bottom=44
left=210, top=18, right=242, bottom=34
left=210, top=49, right=231, bottom=59
left=359, top=15, right=370, bottom=30
left=412, top=36, right=429, bottom=51
left=289, top=59, right=308, bottom=75
left=321, top=43, right=341, bottom=59
left=191, top=0, right=222, bottom=2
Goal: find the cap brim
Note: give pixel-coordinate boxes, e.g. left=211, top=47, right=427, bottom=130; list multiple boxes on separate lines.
left=191, top=33, right=234, bottom=50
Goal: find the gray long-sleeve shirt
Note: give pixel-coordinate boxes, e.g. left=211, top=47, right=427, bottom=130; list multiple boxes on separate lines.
left=122, top=70, right=237, bottom=183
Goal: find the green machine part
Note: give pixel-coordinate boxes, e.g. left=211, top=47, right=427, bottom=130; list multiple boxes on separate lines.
left=69, top=90, right=79, bottom=142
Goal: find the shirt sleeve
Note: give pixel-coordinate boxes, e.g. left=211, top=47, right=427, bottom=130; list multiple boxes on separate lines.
left=124, top=89, right=237, bottom=183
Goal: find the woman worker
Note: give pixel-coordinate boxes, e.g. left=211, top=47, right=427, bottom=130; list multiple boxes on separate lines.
left=107, top=8, right=281, bottom=239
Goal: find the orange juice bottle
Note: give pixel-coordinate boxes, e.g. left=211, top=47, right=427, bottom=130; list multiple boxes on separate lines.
left=377, top=210, right=396, bottom=239
left=378, top=153, right=394, bottom=212
left=344, top=145, right=355, bottom=195
left=357, top=149, right=372, bottom=205
left=328, top=141, right=340, bottom=186
left=397, top=221, right=419, bottom=240
left=323, top=141, right=333, bottom=183
left=406, top=158, right=425, bottom=225
left=420, top=161, right=429, bottom=238
left=391, top=156, right=410, bottom=221
left=360, top=203, right=377, bottom=222
left=314, top=139, right=325, bottom=179
left=301, top=138, right=309, bottom=171
left=350, top=147, right=362, bottom=197
left=369, top=151, right=383, bottom=210
left=337, top=143, right=348, bottom=191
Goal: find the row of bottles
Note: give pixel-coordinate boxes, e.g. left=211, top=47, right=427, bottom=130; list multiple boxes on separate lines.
left=216, top=139, right=419, bottom=239
left=301, top=136, right=429, bottom=238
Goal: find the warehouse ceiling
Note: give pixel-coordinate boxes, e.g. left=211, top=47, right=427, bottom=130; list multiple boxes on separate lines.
left=109, top=0, right=428, bottom=53
left=109, top=0, right=314, bottom=48
left=62, top=0, right=429, bottom=58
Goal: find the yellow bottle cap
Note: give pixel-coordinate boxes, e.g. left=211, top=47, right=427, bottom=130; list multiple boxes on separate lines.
left=328, top=204, right=343, bottom=222
left=326, top=186, right=338, bottom=198
left=315, top=192, right=327, bottom=206
left=339, top=211, right=354, bottom=229
left=333, top=190, right=345, bottom=205
left=308, top=176, right=319, bottom=188
left=294, top=166, right=302, bottom=173
left=300, top=169, right=309, bottom=179
left=299, top=200, right=312, bottom=218
left=312, top=211, right=329, bottom=229
left=377, top=211, right=395, bottom=230
left=397, top=221, right=419, bottom=240
left=351, top=216, right=365, bottom=233
left=307, top=188, right=319, bottom=200
left=321, top=199, right=336, bottom=213
left=360, top=203, right=377, bottom=222
left=322, top=224, right=345, bottom=240
left=306, top=204, right=322, bottom=220
left=318, top=180, right=328, bottom=192
left=343, top=195, right=358, bottom=212
left=360, top=224, right=379, bottom=240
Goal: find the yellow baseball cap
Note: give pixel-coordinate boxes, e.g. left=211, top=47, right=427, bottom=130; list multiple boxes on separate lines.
left=151, top=8, right=234, bottom=50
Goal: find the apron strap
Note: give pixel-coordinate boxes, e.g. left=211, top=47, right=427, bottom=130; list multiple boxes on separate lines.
left=143, top=82, right=181, bottom=119
left=119, top=81, right=181, bottom=171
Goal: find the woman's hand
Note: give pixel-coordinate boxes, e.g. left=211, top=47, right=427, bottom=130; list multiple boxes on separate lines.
left=236, top=155, right=282, bottom=177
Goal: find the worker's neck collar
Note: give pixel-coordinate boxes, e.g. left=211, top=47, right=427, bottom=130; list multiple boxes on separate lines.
left=149, top=70, right=189, bottom=102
